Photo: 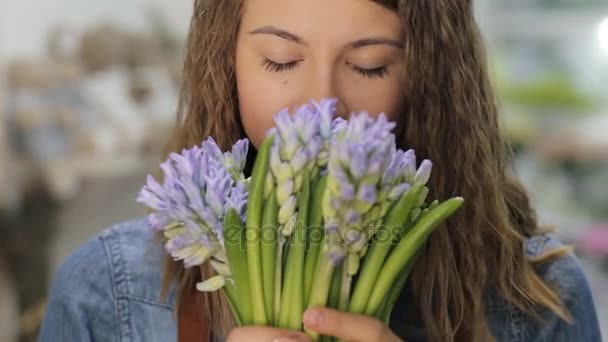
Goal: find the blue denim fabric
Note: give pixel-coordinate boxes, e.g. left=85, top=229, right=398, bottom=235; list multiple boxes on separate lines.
left=39, top=218, right=603, bottom=341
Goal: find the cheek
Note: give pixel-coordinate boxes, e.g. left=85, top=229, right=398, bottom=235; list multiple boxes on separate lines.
left=237, top=83, right=276, bottom=149
left=235, top=49, right=286, bottom=149
left=339, top=74, right=403, bottom=122
left=382, top=80, right=404, bottom=122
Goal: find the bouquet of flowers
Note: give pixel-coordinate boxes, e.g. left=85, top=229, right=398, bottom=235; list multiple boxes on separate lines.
left=137, top=98, right=464, bottom=340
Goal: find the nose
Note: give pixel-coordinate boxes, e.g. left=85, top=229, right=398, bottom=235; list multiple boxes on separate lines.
left=333, top=99, right=347, bottom=119
left=302, top=67, right=347, bottom=119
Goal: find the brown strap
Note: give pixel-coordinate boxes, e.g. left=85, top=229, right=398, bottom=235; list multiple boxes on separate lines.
left=178, top=288, right=210, bottom=342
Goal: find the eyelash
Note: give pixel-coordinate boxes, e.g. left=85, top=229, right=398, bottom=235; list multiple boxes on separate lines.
left=261, top=58, right=389, bottom=79
left=262, top=59, right=300, bottom=72
left=348, top=63, right=389, bottom=79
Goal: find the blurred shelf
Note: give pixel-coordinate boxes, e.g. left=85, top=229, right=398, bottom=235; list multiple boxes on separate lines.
left=486, top=8, right=608, bottom=40
left=69, top=153, right=158, bottom=179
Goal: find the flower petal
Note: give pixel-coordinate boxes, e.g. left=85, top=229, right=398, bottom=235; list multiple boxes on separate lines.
left=211, top=259, right=232, bottom=277
left=278, top=195, right=297, bottom=225
left=414, top=159, right=433, bottom=185
left=196, top=275, right=226, bottom=292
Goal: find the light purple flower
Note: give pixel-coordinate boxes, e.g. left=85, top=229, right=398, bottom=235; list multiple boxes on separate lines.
left=267, top=99, right=340, bottom=236
left=274, top=108, right=293, bottom=141
left=374, top=146, right=433, bottom=221
left=293, top=104, right=320, bottom=141
left=326, top=248, right=346, bottom=267
left=202, top=137, right=249, bottom=180
left=357, top=184, right=377, bottom=204
left=401, top=150, right=417, bottom=182
left=340, top=182, right=355, bottom=201
left=201, top=137, right=223, bottom=160
left=314, top=98, right=337, bottom=139
left=349, top=145, right=368, bottom=179
left=137, top=137, right=249, bottom=269
left=388, top=183, right=411, bottom=201
left=323, top=111, right=396, bottom=257
left=147, top=212, right=171, bottom=231
left=325, top=229, right=347, bottom=266
left=137, top=176, right=168, bottom=212
left=414, top=159, right=433, bottom=185
left=226, top=181, right=248, bottom=222
left=229, top=139, right=249, bottom=172
left=383, top=149, right=405, bottom=185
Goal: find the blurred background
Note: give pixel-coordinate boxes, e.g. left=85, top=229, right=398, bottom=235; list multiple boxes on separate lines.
left=0, top=1, right=606, bottom=341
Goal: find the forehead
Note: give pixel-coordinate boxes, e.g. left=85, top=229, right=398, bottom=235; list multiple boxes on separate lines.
left=240, top=0, right=402, bottom=40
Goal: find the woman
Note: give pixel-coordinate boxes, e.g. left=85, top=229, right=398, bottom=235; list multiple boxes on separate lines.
left=40, top=0, right=602, bottom=341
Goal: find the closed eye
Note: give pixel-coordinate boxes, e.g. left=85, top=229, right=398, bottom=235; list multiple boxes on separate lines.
left=347, top=62, right=389, bottom=79
left=262, top=58, right=302, bottom=72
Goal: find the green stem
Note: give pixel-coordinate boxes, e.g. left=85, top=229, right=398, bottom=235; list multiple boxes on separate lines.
left=274, top=237, right=287, bottom=326
left=367, top=201, right=442, bottom=323
left=245, top=136, right=274, bottom=325
left=328, top=263, right=342, bottom=309
left=305, top=175, right=328, bottom=304
left=223, top=209, right=252, bottom=324
left=375, top=245, right=423, bottom=324
left=223, top=282, right=243, bottom=326
left=305, top=254, right=336, bottom=341
left=414, top=208, right=431, bottom=227
left=364, top=197, right=464, bottom=316
left=261, top=191, right=279, bottom=323
left=396, top=211, right=416, bottom=244
left=278, top=236, right=293, bottom=328
left=349, top=184, right=424, bottom=314
left=287, top=172, right=310, bottom=330
left=338, top=262, right=351, bottom=312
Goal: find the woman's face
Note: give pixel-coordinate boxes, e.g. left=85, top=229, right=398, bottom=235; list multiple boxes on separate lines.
left=236, top=0, right=404, bottom=148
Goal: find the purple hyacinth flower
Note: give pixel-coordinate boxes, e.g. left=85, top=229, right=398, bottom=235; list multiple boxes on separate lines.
left=388, top=182, right=411, bottom=201
left=137, top=136, right=250, bottom=269
left=383, top=149, right=404, bottom=185
left=137, top=176, right=168, bottom=211
left=344, top=208, right=361, bottom=224
left=414, top=159, right=433, bottom=185
left=147, top=212, right=171, bottom=231
left=326, top=247, right=346, bottom=267
left=340, top=181, right=355, bottom=201
left=230, top=139, right=249, bottom=172
left=314, top=98, right=338, bottom=139
left=324, top=110, right=397, bottom=255
left=349, top=145, right=368, bottom=179
left=357, top=184, right=377, bottom=204
left=201, top=137, right=223, bottom=161
left=401, top=150, right=417, bottom=181
left=274, top=108, right=293, bottom=141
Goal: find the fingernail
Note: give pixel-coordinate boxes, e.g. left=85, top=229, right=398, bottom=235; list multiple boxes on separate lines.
left=272, top=336, right=308, bottom=342
left=303, top=308, right=321, bottom=328
left=272, top=338, right=296, bottom=342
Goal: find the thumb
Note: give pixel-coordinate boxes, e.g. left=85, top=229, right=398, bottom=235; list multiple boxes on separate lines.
left=303, top=307, right=400, bottom=342
left=227, top=326, right=311, bottom=342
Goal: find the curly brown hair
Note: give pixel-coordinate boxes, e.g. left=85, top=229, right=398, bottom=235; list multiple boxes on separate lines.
left=160, top=0, right=571, bottom=340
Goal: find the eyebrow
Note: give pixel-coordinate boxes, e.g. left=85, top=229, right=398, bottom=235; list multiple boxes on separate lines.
left=249, top=26, right=306, bottom=44
left=249, top=26, right=403, bottom=49
left=350, top=37, right=403, bottom=49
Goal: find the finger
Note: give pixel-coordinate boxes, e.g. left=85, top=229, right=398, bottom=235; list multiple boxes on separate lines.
left=226, top=326, right=311, bottom=342
left=303, top=307, right=400, bottom=342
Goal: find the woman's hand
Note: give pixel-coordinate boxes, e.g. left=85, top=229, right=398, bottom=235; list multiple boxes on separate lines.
left=226, top=326, right=311, bottom=342
left=303, top=307, right=402, bottom=342
left=227, top=307, right=401, bottom=342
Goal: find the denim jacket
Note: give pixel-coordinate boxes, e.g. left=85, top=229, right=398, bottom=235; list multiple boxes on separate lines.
left=39, top=218, right=602, bottom=341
